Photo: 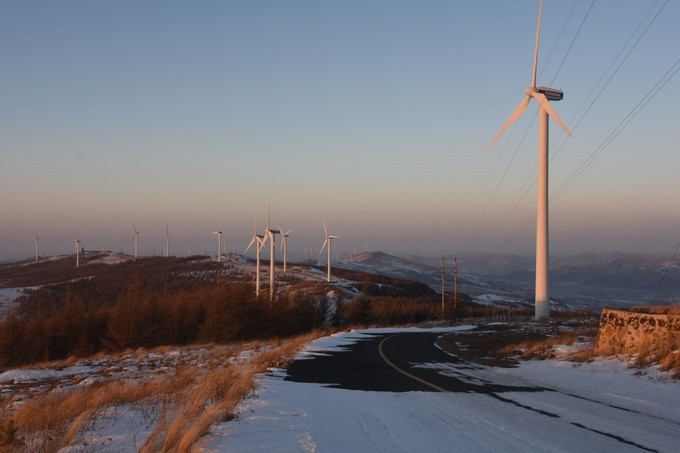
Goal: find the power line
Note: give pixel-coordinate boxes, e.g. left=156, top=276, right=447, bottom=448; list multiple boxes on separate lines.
left=452, top=122, right=517, bottom=252
left=552, top=56, right=680, bottom=201
left=454, top=2, right=579, bottom=254
left=551, top=0, right=669, bottom=154
left=652, top=239, right=680, bottom=304
left=538, top=0, right=578, bottom=80
left=465, top=0, right=669, bottom=259
left=470, top=56, right=680, bottom=272
left=549, top=0, right=596, bottom=87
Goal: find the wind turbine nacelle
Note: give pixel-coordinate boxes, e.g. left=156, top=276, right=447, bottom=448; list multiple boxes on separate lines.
left=537, top=87, right=563, bottom=101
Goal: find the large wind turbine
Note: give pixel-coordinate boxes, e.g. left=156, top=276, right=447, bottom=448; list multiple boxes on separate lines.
left=487, top=0, right=572, bottom=319
left=245, top=224, right=268, bottom=297
left=213, top=226, right=223, bottom=262
left=34, top=235, right=39, bottom=261
left=74, top=239, right=81, bottom=267
left=132, top=224, right=139, bottom=260
left=319, top=220, right=339, bottom=283
left=279, top=225, right=293, bottom=273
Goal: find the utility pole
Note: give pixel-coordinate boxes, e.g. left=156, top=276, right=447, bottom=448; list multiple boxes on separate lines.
left=454, top=258, right=459, bottom=321
left=441, top=257, right=446, bottom=320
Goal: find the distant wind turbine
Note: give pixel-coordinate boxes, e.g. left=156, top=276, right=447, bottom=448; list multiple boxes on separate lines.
left=75, top=239, right=81, bottom=267
left=213, top=226, right=223, bottom=263
left=279, top=225, right=293, bottom=273
left=245, top=220, right=268, bottom=297
left=164, top=225, right=170, bottom=258
left=34, top=235, right=39, bottom=261
left=319, top=220, right=339, bottom=283
left=132, top=224, right=139, bottom=260
left=265, top=207, right=279, bottom=301
left=487, top=0, right=572, bottom=319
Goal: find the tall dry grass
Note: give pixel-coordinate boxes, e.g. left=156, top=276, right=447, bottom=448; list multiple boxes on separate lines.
left=502, top=327, right=597, bottom=362
left=1, top=330, right=327, bottom=452
left=631, top=335, right=680, bottom=377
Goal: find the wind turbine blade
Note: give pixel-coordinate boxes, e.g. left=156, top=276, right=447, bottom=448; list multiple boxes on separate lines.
left=245, top=236, right=256, bottom=254
left=530, top=92, right=573, bottom=137
left=487, top=95, right=531, bottom=152
left=133, top=224, right=137, bottom=233
left=279, top=238, right=284, bottom=251
left=323, top=220, right=328, bottom=237
left=531, top=0, right=544, bottom=89
left=286, top=229, right=293, bottom=236
left=319, top=238, right=328, bottom=256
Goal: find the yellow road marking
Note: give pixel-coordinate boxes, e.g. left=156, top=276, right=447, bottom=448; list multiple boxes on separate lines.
left=378, top=334, right=448, bottom=393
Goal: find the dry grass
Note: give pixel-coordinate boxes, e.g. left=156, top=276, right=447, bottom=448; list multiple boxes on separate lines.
left=629, top=305, right=680, bottom=315
left=0, top=330, right=329, bottom=452
left=502, top=327, right=597, bottom=362
left=631, top=335, right=680, bottom=378
left=503, top=333, right=578, bottom=359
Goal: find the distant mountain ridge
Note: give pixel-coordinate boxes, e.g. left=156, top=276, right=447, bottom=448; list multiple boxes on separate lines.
left=405, top=252, right=680, bottom=308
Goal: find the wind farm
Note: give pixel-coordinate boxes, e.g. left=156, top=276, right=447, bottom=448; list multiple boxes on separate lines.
left=1, top=1, right=679, bottom=451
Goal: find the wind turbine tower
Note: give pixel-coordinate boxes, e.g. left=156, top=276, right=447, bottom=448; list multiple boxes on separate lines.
left=213, top=227, right=223, bottom=262
left=34, top=235, right=39, bottom=261
left=132, top=225, right=139, bottom=260
left=164, top=225, right=169, bottom=257
left=265, top=210, right=280, bottom=301
left=279, top=226, right=293, bottom=273
left=75, top=239, right=81, bottom=267
left=319, top=220, right=339, bottom=283
left=487, top=0, right=572, bottom=318
left=245, top=225, right=268, bottom=297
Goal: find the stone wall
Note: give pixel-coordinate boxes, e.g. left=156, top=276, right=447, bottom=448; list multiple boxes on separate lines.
left=595, top=308, right=680, bottom=355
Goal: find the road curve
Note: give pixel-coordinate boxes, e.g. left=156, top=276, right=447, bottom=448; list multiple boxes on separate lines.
left=285, top=330, right=679, bottom=452
left=287, top=331, right=544, bottom=395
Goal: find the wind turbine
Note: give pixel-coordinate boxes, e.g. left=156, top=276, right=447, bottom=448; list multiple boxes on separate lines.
left=132, top=224, right=139, bottom=260
left=245, top=222, right=268, bottom=297
left=74, top=239, right=81, bottom=267
left=265, top=208, right=279, bottom=301
left=213, top=226, right=223, bottom=262
left=164, top=224, right=169, bottom=258
left=487, top=0, right=572, bottom=319
left=319, top=220, right=339, bottom=283
left=34, top=235, right=39, bottom=261
left=279, top=225, right=293, bottom=273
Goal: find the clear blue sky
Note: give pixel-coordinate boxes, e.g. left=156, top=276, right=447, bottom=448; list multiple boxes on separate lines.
left=1, top=0, right=678, bottom=260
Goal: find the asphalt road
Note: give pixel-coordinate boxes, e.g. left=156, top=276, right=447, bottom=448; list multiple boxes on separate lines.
left=286, top=330, right=544, bottom=395
left=285, top=329, right=680, bottom=452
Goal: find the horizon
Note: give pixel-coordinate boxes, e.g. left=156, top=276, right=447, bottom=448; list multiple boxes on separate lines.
left=2, top=1, right=679, bottom=260
left=3, top=246, right=674, bottom=267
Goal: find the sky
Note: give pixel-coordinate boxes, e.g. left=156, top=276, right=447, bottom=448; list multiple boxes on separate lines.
left=1, top=0, right=678, bottom=261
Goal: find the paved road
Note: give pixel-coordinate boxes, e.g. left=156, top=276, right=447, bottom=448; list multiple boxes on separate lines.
left=287, top=330, right=543, bottom=395
left=286, top=329, right=680, bottom=452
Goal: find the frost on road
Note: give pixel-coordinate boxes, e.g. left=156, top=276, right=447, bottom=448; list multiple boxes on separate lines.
left=204, top=327, right=680, bottom=453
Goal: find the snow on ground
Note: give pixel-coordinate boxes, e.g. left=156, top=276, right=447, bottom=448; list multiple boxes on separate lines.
left=1, top=343, right=266, bottom=450
left=203, top=327, right=680, bottom=453
left=473, top=294, right=523, bottom=306
left=86, top=253, right=131, bottom=265
left=0, top=287, right=26, bottom=318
